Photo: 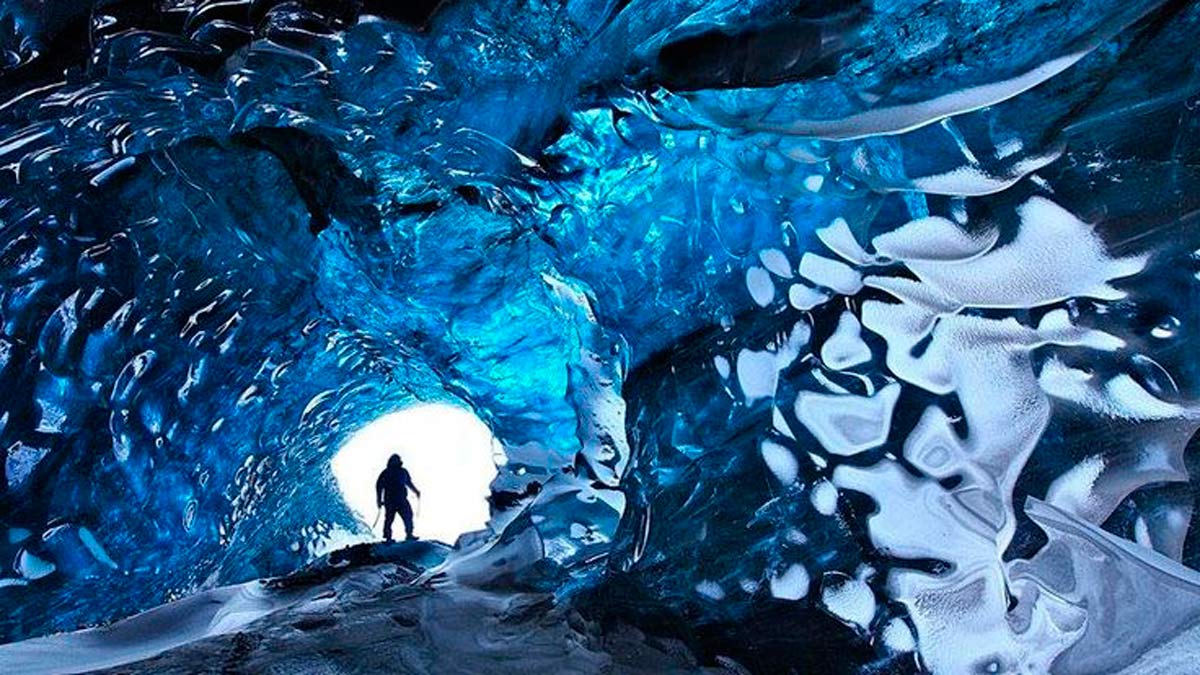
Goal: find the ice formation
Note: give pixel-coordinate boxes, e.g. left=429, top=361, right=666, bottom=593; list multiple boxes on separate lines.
left=0, top=0, right=1198, bottom=672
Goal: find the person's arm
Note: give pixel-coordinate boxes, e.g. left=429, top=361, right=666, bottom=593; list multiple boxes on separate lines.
left=405, top=472, right=421, bottom=498
left=376, top=472, right=385, bottom=506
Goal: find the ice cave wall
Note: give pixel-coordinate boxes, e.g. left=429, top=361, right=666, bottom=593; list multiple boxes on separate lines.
left=0, top=0, right=643, bottom=639
left=0, top=1, right=1198, bottom=673
left=604, top=1, right=1200, bottom=672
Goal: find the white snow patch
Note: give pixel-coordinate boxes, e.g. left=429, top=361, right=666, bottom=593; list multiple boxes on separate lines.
left=713, top=355, right=731, bottom=379
left=795, top=384, right=901, bottom=456
left=788, top=283, right=828, bottom=310
left=817, top=218, right=874, bottom=265
left=769, top=564, right=810, bottom=600
left=821, top=576, right=876, bottom=629
left=737, top=349, right=779, bottom=403
left=758, top=249, right=793, bottom=278
left=799, top=253, right=863, bottom=295
left=820, top=311, right=871, bottom=369
left=746, top=266, right=776, bottom=306
left=810, top=480, right=839, bottom=516
left=882, top=618, right=917, bottom=652
left=760, top=440, right=799, bottom=485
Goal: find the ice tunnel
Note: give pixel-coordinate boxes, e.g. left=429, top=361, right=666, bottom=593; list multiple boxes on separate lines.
left=330, top=404, right=501, bottom=545
left=1, top=0, right=1200, bottom=672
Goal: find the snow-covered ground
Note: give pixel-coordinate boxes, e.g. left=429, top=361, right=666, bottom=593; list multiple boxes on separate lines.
left=0, top=542, right=718, bottom=675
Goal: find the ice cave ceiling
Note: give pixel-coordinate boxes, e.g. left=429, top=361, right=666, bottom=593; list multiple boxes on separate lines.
left=1, top=0, right=1199, bottom=671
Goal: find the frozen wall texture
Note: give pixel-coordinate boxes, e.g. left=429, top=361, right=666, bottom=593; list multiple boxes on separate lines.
left=1, top=0, right=1199, bottom=672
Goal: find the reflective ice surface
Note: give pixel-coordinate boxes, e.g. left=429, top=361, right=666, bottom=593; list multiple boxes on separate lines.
left=0, top=0, right=1198, bottom=672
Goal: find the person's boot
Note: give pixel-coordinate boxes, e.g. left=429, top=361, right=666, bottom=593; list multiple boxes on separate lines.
left=405, top=534, right=418, bottom=541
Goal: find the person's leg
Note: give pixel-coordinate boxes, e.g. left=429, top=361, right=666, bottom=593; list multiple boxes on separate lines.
left=383, top=506, right=396, bottom=541
left=399, top=501, right=415, bottom=540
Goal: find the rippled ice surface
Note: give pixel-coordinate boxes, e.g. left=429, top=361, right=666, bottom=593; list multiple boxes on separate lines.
left=0, top=0, right=1199, bottom=672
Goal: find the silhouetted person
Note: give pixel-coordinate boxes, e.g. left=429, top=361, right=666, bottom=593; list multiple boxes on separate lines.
left=376, top=454, right=421, bottom=541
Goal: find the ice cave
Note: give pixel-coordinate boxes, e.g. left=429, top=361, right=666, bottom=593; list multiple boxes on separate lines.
left=0, top=0, right=1199, bottom=673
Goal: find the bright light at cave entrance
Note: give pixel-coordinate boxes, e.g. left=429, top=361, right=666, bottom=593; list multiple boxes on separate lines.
left=331, top=404, right=501, bottom=545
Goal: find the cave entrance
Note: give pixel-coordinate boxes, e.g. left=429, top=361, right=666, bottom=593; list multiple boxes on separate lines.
left=331, top=403, right=502, bottom=545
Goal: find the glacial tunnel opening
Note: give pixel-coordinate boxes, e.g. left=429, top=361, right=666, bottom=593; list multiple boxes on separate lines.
left=330, top=403, right=503, bottom=545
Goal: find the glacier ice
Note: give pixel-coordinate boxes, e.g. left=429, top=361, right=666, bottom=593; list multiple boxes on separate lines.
left=0, top=0, right=1198, bottom=672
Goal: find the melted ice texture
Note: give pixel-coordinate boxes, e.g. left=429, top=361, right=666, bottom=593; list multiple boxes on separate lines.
left=0, top=0, right=1199, bottom=672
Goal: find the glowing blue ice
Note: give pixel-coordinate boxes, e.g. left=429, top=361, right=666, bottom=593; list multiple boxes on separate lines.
left=1, top=1, right=1199, bottom=672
